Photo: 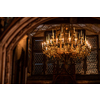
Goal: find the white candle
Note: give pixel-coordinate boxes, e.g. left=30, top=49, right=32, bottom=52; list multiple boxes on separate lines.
left=74, top=27, right=75, bottom=33
left=75, top=38, right=77, bottom=44
left=52, top=29, right=54, bottom=38
left=42, top=43, right=43, bottom=48
left=46, top=47, right=47, bottom=50
left=69, top=37, right=71, bottom=42
left=90, top=46, right=91, bottom=49
left=50, top=39, right=52, bottom=44
left=44, top=42, right=46, bottom=46
left=75, top=32, right=77, bottom=38
left=62, top=38, right=64, bottom=43
left=83, top=33, right=84, bottom=40
left=56, top=38, right=58, bottom=44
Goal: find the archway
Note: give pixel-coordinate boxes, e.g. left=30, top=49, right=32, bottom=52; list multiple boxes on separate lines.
left=1, top=17, right=100, bottom=84
left=0, top=17, right=57, bottom=84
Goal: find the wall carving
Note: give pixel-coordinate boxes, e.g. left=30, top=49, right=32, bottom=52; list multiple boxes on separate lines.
left=1, top=17, right=55, bottom=84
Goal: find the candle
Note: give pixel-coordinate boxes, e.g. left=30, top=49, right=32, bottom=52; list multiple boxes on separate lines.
left=46, top=36, right=48, bottom=42
left=74, top=27, right=75, bottom=33
left=75, top=38, right=77, bottom=44
left=79, top=33, right=80, bottom=39
left=44, top=42, right=46, bottom=46
left=47, top=40, right=49, bottom=45
left=46, top=47, right=47, bottom=50
left=69, top=31, right=70, bottom=38
left=75, top=32, right=77, bottom=38
left=56, top=38, right=58, bottom=44
left=50, top=39, right=52, bottom=44
left=86, top=41, right=89, bottom=46
left=61, top=26, right=63, bottom=32
left=69, top=37, right=71, bottom=42
left=81, top=38, right=82, bottom=44
left=85, top=36, right=86, bottom=41
left=90, top=46, right=91, bottom=49
left=62, top=38, right=64, bottom=43
left=83, top=33, right=84, bottom=40
left=52, top=29, right=54, bottom=38
left=42, top=43, right=43, bottom=48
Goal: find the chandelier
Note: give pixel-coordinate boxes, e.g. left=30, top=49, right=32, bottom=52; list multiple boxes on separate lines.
left=42, top=25, right=91, bottom=61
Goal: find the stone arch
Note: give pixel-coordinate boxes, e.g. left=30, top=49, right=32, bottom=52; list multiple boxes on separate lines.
left=0, top=17, right=57, bottom=84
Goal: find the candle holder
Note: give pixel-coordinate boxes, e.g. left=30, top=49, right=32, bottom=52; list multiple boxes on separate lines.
left=42, top=25, right=91, bottom=61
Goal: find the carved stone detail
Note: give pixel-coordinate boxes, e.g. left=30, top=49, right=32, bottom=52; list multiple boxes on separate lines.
left=3, top=17, right=53, bottom=84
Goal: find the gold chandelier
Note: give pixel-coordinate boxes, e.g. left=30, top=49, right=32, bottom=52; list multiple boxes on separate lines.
left=42, top=25, right=91, bottom=60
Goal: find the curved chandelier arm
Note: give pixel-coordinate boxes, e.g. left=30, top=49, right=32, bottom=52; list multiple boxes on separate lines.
left=42, top=25, right=91, bottom=61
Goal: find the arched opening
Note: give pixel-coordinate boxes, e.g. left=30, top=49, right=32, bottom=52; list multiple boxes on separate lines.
left=1, top=17, right=100, bottom=84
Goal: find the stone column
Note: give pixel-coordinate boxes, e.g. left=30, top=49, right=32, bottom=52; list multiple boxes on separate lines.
left=0, top=44, right=3, bottom=83
left=2, top=46, right=6, bottom=84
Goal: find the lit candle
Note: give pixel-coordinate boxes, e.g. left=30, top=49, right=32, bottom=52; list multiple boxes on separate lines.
left=74, top=27, right=75, bottom=33
left=42, top=43, right=43, bottom=48
left=69, top=37, right=71, bottom=42
left=75, top=38, right=77, bottom=44
left=46, top=47, right=47, bottom=50
left=44, top=42, right=46, bottom=46
left=90, top=46, right=91, bottom=49
left=62, top=38, right=64, bottom=43
left=52, top=29, right=54, bottom=39
left=69, top=31, right=70, bottom=38
left=86, top=41, right=89, bottom=46
left=83, top=33, right=84, bottom=40
left=50, top=39, right=52, bottom=44
left=56, top=38, right=58, bottom=44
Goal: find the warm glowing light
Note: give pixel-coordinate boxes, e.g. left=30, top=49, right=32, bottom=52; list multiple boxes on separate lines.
left=69, top=37, right=71, bottom=42
left=56, top=38, right=58, bottom=44
left=75, top=38, right=77, bottom=44
left=42, top=26, right=91, bottom=60
left=46, top=47, right=47, bottom=50
left=42, top=43, right=43, bottom=48
left=66, top=27, right=68, bottom=30
left=50, top=39, right=52, bottom=44
left=47, top=40, right=49, bottom=44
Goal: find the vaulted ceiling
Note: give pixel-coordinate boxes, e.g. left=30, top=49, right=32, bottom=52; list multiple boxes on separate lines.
left=29, top=17, right=100, bottom=36
left=1, top=17, right=100, bottom=41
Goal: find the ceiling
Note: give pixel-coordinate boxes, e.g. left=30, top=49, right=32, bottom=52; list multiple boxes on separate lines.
left=30, top=24, right=100, bottom=36
left=30, top=17, right=100, bottom=36
left=1, top=17, right=100, bottom=39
